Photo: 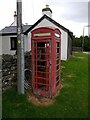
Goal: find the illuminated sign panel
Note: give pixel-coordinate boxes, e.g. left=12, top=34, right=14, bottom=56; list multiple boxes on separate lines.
left=34, top=33, right=51, bottom=37
left=55, top=33, right=60, bottom=38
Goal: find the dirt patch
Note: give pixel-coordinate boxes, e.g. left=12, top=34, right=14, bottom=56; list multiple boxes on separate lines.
left=27, top=93, right=54, bottom=106
left=27, top=84, right=63, bottom=106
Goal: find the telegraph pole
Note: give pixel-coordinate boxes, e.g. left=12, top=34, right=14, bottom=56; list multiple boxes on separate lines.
left=17, top=0, right=24, bottom=94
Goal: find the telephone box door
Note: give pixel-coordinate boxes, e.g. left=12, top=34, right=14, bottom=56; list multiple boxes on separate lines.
left=32, top=40, right=51, bottom=96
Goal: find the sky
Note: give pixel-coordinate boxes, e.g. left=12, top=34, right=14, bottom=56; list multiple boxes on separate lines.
left=0, top=0, right=89, bottom=37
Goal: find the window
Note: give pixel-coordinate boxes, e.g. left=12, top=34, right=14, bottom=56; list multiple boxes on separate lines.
left=10, top=37, right=17, bottom=50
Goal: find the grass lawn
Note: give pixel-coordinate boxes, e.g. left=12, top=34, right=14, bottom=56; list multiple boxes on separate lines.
left=2, top=52, right=88, bottom=118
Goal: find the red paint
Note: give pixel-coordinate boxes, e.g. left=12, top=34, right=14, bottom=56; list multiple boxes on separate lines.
left=31, top=27, right=61, bottom=97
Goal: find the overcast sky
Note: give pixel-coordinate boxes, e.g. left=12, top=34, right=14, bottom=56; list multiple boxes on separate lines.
left=0, top=0, right=89, bottom=37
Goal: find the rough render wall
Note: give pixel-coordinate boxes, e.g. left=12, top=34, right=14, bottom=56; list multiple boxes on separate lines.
left=26, top=33, right=31, bottom=51
left=0, top=36, right=2, bottom=55
left=1, top=35, right=29, bottom=55
left=2, top=36, right=16, bottom=55
left=24, top=35, right=29, bottom=52
left=27, top=19, right=68, bottom=60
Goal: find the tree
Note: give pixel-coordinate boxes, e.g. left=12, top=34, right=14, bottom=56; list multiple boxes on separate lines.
left=72, top=35, right=90, bottom=51
left=83, top=36, right=90, bottom=51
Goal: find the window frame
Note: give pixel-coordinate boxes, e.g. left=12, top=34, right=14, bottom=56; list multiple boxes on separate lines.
left=10, top=37, right=17, bottom=50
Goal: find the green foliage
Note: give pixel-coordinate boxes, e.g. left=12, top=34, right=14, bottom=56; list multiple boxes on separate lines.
left=2, top=52, right=88, bottom=118
left=84, top=36, right=90, bottom=51
left=73, top=36, right=82, bottom=47
left=73, top=36, right=90, bottom=51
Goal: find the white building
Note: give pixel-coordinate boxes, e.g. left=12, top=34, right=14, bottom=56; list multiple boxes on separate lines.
left=0, top=5, right=73, bottom=60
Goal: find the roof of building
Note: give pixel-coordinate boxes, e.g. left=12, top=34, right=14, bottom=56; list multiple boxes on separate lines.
left=0, top=14, right=73, bottom=39
left=0, top=25, right=31, bottom=36
left=24, top=15, right=73, bottom=36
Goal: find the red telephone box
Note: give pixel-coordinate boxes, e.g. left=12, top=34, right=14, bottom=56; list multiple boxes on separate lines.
left=31, top=27, right=61, bottom=97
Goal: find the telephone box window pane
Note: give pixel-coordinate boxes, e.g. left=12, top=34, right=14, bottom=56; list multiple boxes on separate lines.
left=56, top=60, right=59, bottom=64
left=57, top=48, right=59, bottom=53
left=37, top=61, right=46, bottom=66
left=56, top=76, right=59, bottom=81
left=56, top=81, right=59, bottom=86
left=56, top=42, right=60, bottom=47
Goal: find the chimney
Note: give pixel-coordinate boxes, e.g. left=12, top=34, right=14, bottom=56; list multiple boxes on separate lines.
left=14, top=11, right=17, bottom=26
left=11, top=11, right=17, bottom=26
left=25, top=23, right=28, bottom=25
left=42, top=5, right=52, bottom=18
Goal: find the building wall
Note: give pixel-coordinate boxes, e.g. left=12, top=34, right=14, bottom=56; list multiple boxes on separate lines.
left=1, top=19, right=69, bottom=60
left=24, top=35, right=29, bottom=52
left=28, top=19, right=68, bottom=60
left=0, top=36, right=2, bottom=55
left=26, top=33, right=31, bottom=51
left=2, top=35, right=28, bottom=55
left=2, top=36, right=16, bottom=55
left=67, top=34, right=72, bottom=59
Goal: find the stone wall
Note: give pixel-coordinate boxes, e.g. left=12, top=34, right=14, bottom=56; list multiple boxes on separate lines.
left=2, top=52, right=31, bottom=91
